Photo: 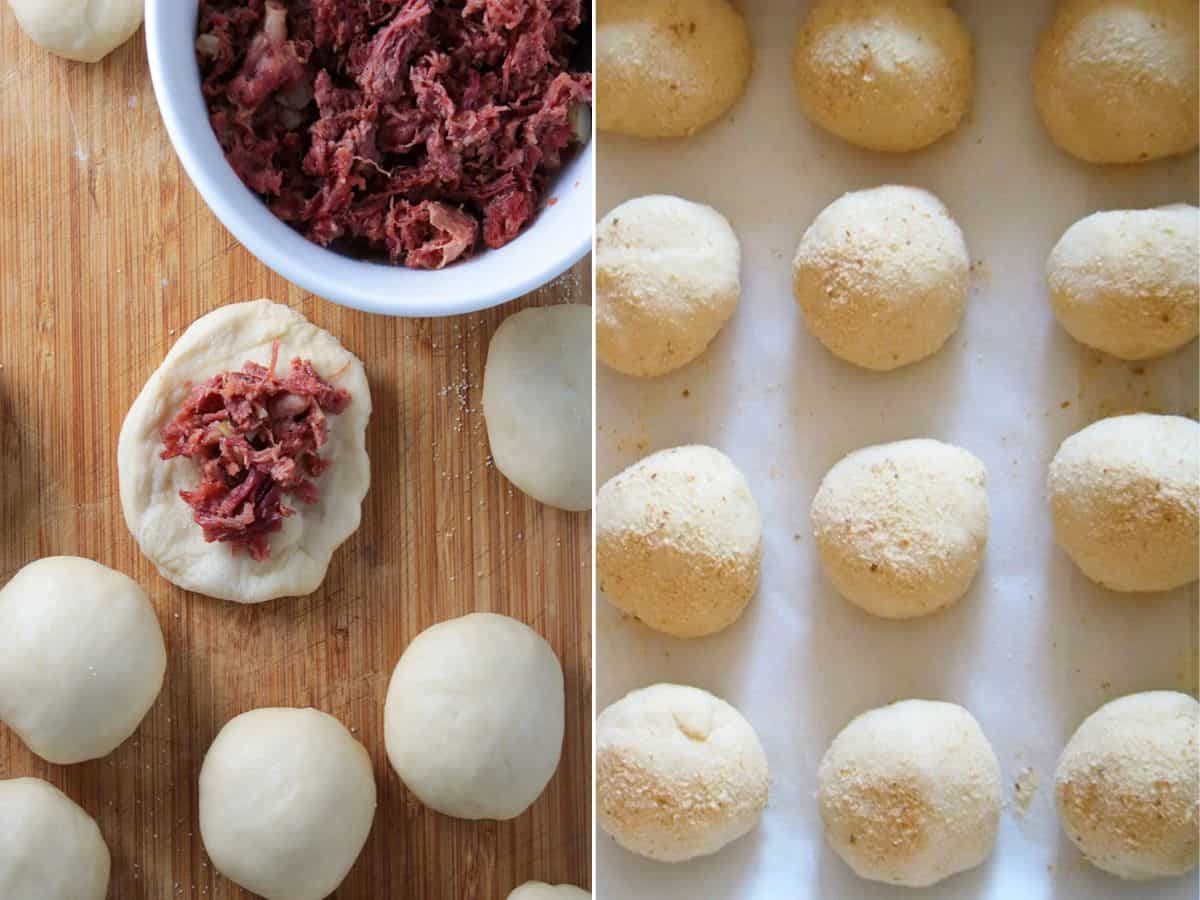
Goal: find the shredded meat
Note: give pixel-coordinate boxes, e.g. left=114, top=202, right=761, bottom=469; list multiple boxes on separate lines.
left=197, top=0, right=591, bottom=269
left=160, top=344, right=350, bottom=561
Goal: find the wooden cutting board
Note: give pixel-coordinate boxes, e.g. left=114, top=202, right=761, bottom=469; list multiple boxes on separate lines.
left=0, top=19, right=591, bottom=900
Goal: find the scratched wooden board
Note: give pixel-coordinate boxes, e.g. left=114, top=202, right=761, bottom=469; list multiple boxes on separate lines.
left=0, top=19, right=591, bottom=900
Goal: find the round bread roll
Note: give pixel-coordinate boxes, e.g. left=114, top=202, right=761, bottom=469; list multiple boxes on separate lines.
left=793, top=186, right=970, bottom=371
left=597, top=195, right=740, bottom=377
left=199, top=707, right=376, bottom=900
left=793, top=0, right=974, bottom=153
left=818, top=700, right=1002, bottom=888
left=597, top=683, right=769, bottom=862
left=1048, top=413, right=1199, bottom=592
left=1048, top=205, right=1199, bottom=360
left=1056, top=691, right=1199, bottom=880
left=9, top=0, right=142, bottom=63
left=483, top=304, right=592, bottom=511
left=597, top=0, right=752, bottom=139
left=507, top=882, right=590, bottom=900
left=812, top=439, right=990, bottom=619
left=1034, top=0, right=1199, bottom=164
left=0, top=778, right=109, bottom=900
left=0, top=556, right=166, bottom=764
left=596, top=445, right=762, bottom=638
left=384, top=613, right=564, bottom=820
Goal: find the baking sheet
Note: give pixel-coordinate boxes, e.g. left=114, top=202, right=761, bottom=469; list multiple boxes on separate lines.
left=595, top=2, right=1200, bottom=898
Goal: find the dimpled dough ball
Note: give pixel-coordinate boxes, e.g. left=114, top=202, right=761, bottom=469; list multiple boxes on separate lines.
left=0, top=556, right=166, bottom=764
left=8, top=0, right=143, bottom=63
left=793, top=0, right=974, bottom=153
left=597, top=445, right=762, bottom=638
left=507, top=882, right=591, bottom=900
left=597, top=683, right=769, bottom=862
left=1048, top=413, right=1199, bottom=592
left=597, top=195, right=741, bottom=377
left=793, top=186, right=970, bottom=371
left=818, top=700, right=1002, bottom=888
left=812, top=439, right=990, bottom=619
left=1056, top=691, right=1199, bottom=879
left=0, top=778, right=109, bottom=900
left=597, top=0, right=752, bottom=139
left=1034, top=0, right=1199, bottom=164
left=1049, top=205, right=1199, bottom=360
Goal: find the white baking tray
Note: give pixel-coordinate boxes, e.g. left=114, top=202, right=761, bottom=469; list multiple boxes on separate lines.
left=595, top=2, right=1200, bottom=898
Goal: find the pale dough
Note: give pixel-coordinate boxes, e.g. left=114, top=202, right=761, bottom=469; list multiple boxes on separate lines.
left=198, top=707, right=376, bottom=900
left=483, top=305, right=592, bottom=511
left=818, top=700, right=1002, bottom=888
left=597, top=0, right=753, bottom=139
left=507, top=882, right=590, bottom=899
left=0, top=556, right=166, bottom=764
left=597, top=195, right=741, bottom=377
left=118, top=300, right=372, bottom=604
left=8, top=0, right=143, bottom=62
left=1055, top=691, right=1199, bottom=880
left=596, top=683, right=769, bottom=863
left=0, top=777, right=109, bottom=900
left=384, top=613, right=565, bottom=821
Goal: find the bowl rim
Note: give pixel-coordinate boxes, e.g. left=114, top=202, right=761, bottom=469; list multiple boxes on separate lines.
left=144, top=0, right=593, bottom=318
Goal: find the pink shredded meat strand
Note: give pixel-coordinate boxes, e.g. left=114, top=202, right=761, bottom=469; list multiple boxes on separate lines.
left=160, top=344, right=350, bottom=561
left=197, top=0, right=590, bottom=269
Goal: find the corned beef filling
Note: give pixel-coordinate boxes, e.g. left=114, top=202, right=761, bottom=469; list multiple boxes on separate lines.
left=160, top=345, right=350, bottom=561
left=196, top=0, right=591, bottom=269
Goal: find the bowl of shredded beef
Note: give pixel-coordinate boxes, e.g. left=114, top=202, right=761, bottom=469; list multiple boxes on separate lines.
left=146, top=0, right=592, bottom=316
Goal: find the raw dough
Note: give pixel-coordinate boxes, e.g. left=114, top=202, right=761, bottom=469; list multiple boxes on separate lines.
left=1047, top=413, right=1199, bottom=592
left=793, top=0, right=974, bottom=153
left=1048, top=205, right=1199, bottom=360
left=199, top=707, right=376, bottom=900
left=1055, top=691, right=1199, bottom=880
left=596, top=445, right=761, bottom=638
left=596, top=683, right=769, bottom=863
left=597, top=0, right=752, bottom=139
left=118, top=300, right=372, bottom=604
left=1033, top=0, right=1199, bottom=164
left=0, top=556, right=166, bottom=765
left=793, top=185, right=970, bottom=371
left=812, top=439, right=990, bottom=619
left=597, top=195, right=741, bottom=377
left=384, top=613, right=564, bottom=820
left=8, top=0, right=142, bottom=63
left=507, top=882, right=590, bottom=899
left=483, top=305, right=591, bottom=511
left=0, top=777, right=109, bottom=900
left=818, top=699, right=1002, bottom=888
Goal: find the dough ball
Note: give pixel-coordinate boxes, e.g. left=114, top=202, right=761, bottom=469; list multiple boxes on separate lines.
left=1034, top=0, right=1199, bottom=164
left=118, top=300, right=371, bottom=604
left=8, top=0, right=142, bottom=63
left=1048, top=205, right=1199, bottom=360
left=793, top=186, right=970, bottom=371
left=597, top=195, right=740, bottom=377
left=818, top=700, right=1001, bottom=888
left=597, top=0, right=752, bottom=139
left=199, top=707, right=376, bottom=900
left=596, top=683, right=769, bottom=862
left=0, top=778, right=109, bottom=900
left=1056, top=691, right=1199, bottom=880
left=597, top=445, right=762, bottom=638
left=812, top=439, right=990, bottom=619
left=1048, top=413, right=1199, bottom=592
left=0, top=556, right=166, bottom=764
left=483, top=304, right=591, bottom=511
left=507, top=882, right=590, bottom=899
left=384, top=613, right=564, bottom=820
left=793, top=0, right=974, bottom=153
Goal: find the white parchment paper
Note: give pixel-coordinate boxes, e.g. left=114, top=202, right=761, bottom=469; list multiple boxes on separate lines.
left=595, top=2, right=1200, bottom=898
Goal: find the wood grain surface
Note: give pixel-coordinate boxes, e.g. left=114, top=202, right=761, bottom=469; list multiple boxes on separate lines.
left=0, top=19, right=592, bottom=900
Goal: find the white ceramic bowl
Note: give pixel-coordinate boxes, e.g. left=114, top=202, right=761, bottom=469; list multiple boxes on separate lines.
left=145, top=1, right=592, bottom=317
